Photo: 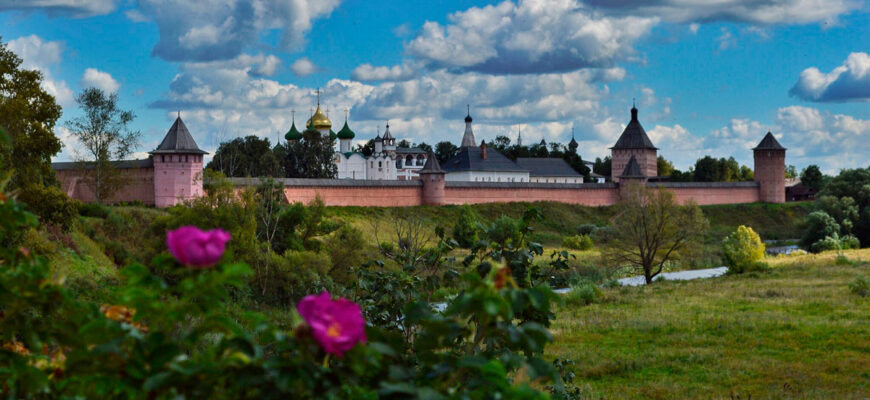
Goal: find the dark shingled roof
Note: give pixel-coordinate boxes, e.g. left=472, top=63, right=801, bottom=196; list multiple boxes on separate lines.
left=753, top=131, right=786, bottom=150
left=611, top=107, right=657, bottom=150
left=151, top=117, right=207, bottom=154
left=620, top=155, right=645, bottom=178
left=443, top=146, right=526, bottom=173
left=418, top=151, right=445, bottom=174
left=395, top=147, right=427, bottom=154
left=515, top=158, right=581, bottom=177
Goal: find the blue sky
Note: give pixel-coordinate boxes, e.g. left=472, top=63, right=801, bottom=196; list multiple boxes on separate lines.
left=1, top=0, right=868, bottom=173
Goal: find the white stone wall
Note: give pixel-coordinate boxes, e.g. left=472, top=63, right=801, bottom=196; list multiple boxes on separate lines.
left=336, top=153, right=367, bottom=179
left=446, top=170, right=529, bottom=183
left=529, top=176, right=584, bottom=184
left=366, top=154, right=397, bottom=180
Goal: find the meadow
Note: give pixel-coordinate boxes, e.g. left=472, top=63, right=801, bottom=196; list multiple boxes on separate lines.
left=550, top=249, right=870, bottom=399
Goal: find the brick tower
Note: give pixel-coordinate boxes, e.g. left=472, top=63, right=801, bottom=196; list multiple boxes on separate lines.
left=418, top=151, right=446, bottom=205
left=753, top=131, right=786, bottom=204
left=150, top=115, right=207, bottom=208
left=611, top=105, right=657, bottom=182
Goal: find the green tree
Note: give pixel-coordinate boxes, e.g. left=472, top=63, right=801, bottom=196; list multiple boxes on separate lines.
left=801, top=211, right=841, bottom=250
left=593, top=156, right=611, bottom=178
left=657, top=156, right=675, bottom=177
left=0, top=36, right=63, bottom=190
left=452, top=205, right=479, bottom=248
left=800, top=165, right=825, bottom=192
left=435, top=141, right=458, bottom=163
left=284, top=128, right=337, bottom=178
left=785, top=165, right=798, bottom=179
left=601, top=184, right=709, bottom=284
left=65, top=88, right=140, bottom=203
left=722, top=225, right=766, bottom=273
left=819, top=167, right=870, bottom=246
left=207, top=136, right=281, bottom=177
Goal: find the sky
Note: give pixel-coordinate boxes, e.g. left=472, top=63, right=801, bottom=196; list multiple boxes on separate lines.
left=1, top=0, right=868, bottom=174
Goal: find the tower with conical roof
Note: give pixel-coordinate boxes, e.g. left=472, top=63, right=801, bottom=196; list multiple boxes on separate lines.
left=461, top=105, right=476, bottom=148
left=419, top=150, right=446, bottom=205
left=383, top=121, right=396, bottom=154
left=753, top=131, right=786, bottom=203
left=610, top=104, right=657, bottom=182
left=150, top=113, right=207, bottom=207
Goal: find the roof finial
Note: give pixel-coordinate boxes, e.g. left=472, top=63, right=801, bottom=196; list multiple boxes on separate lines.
left=386, top=119, right=389, bottom=128
left=344, top=108, right=349, bottom=122
left=316, top=88, right=321, bottom=106
left=632, top=97, right=636, bottom=108
left=291, top=109, right=296, bottom=123
left=467, top=104, right=470, bottom=116
left=177, top=110, right=181, bottom=119
left=572, top=124, right=575, bottom=139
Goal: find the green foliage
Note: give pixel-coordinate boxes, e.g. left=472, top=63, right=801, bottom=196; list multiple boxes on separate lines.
left=819, top=167, right=870, bottom=246
left=693, top=155, right=753, bottom=182
left=0, top=37, right=63, bottom=190
left=657, top=155, right=675, bottom=177
left=576, top=223, right=598, bottom=236
left=850, top=275, right=869, bottom=297
left=816, top=195, right=859, bottom=235
left=810, top=233, right=860, bottom=253
left=722, top=225, right=766, bottom=274
left=206, top=135, right=282, bottom=177
left=78, top=202, right=112, bottom=218
left=452, top=204, right=479, bottom=248
left=284, top=128, right=337, bottom=178
left=564, top=282, right=600, bottom=306
left=323, top=224, right=369, bottom=282
left=802, top=211, right=841, bottom=250
left=65, top=88, right=141, bottom=203
left=800, top=165, right=825, bottom=192
left=562, top=234, right=593, bottom=251
left=16, top=184, right=79, bottom=229
left=0, top=187, right=562, bottom=398
left=593, top=156, right=611, bottom=178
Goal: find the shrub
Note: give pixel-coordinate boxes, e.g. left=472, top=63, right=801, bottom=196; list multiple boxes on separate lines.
left=576, top=224, right=598, bottom=236
left=850, top=275, right=869, bottom=297
left=722, top=225, right=766, bottom=274
left=801, top=211, right=840, bottom=249
left=562, top=234, right=593, bottom=251
left=564, top=282, right=600, bottom=306
left=452, top=205, right=479, bottom=248
left=323, top=224, right=369, bottom=283
left=78, top=202, right=112, bottom=218
left=17, top=184, right=79, bottom=229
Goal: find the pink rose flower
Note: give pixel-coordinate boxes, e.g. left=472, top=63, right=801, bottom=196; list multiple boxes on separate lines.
left=166, top=226, right=231, bottom=268
left=296, top=291, right=367, bottom=357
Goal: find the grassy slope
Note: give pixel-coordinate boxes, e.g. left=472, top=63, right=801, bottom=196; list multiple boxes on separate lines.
left=549, top=249, right=870, bottom=399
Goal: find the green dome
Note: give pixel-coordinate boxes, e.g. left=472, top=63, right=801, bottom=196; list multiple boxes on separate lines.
left=337, top=121, right=355, bottom=139
left=285, top=122, right=303, bottom=141
left=329, top=129, right=337, bottom=140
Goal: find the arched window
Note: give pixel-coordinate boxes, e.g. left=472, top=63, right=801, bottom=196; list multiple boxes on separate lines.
left=416, top=155, right=425, bottom=166
left=406, top=155, right=413, bottom=165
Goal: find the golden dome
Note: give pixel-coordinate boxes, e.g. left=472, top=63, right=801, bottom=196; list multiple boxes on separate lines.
left=307, top=105, right=332, bottom=129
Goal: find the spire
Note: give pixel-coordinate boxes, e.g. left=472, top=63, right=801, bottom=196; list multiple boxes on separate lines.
left=316, top=88, right=321, bottom=106
left=151, top=114, right=207, bottom=155
left=461, top=106, right=476, bottom=147
left=631, top=99, right=638, bottom=122
left=612, top=105, right=656, bottom=150
left=569, top=125, right=578, bottom=148
left=753, top=131, right=786, bottom=150
left=418, top=150, right=445, bottom=174
left=517, top=125, right=523, bottom=147
left=464, top=104, right=472, bottom=123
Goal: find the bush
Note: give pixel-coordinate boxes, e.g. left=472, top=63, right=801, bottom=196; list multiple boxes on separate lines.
left=722, top=225, right=766, bottom=274
left=323, top=224, right=369, bottom=283
left=452, top=205, right=479, bottom=248
left=78, top=202, right=112, bottom=219
left=850, top=275, right=869, bottom=297
left=801, top=211, right=841, bottom=249
left=576, top=224, right=598, bottom=236
left=562, top=234, right=593, bottom=250
left=17, top=185, right=79, bottom=229
left=564, top=282, right=600, bottom=306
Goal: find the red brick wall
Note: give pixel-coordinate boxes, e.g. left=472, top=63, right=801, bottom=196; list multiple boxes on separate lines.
left=443, top=186, right=619, bottom=206
left=669, top=186, right=760, bottom=205
left=55, top=167, right=156, bottom=205
left=282, top=185, right=423, bottom=206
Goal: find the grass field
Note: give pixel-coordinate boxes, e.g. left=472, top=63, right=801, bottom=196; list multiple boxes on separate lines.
left=549, top=249, right=870, bottom=399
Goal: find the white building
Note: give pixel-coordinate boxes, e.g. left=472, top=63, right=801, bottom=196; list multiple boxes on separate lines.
left=443, top=111, right=531, bottom=182
left=515, top=158, right=584, bottom=183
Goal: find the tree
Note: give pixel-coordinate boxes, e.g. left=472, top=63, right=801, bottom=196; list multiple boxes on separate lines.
left=800, top=165, right=824, bottom=192
left=284, top=129, right=337, bottom=178
left=820, top=167, right=870, bottom=246
left=435, top=141, right=458, bottom=163
left=593, top=156, right=611, bottom=178
left=0, top=36, right=63, bottom=190
left=207, top=136, right=281, bottom=177
left=354, top=139, right=375, bottom=157
left=601, top=184, right=709, bottom=284
left=722, top=225, right=766, bottom=273
left=785, top=165, right=797, bottom=179
left=657, top=156, right=675, bottom=177
left=417, top=142, right=433, bottom=153
left=491, top=135, right=511, bottom=152
left=66, top=88, right=140, bottom=203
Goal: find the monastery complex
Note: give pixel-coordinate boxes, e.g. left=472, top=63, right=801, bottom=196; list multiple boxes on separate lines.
left=53, top=100, right=787, bottom=208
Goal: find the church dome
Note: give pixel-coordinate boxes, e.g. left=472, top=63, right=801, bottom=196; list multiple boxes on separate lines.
left=285, top=121, right=302, bottom=141
left=337, top=121, right=355, bottom=139
left=307, top=105, right=332, bottom=129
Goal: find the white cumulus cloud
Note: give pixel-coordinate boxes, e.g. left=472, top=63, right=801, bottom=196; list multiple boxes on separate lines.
left=6, top=35, right=73, bottom=106
left=790, top=52, right=870, bottom=102
left=290, top=57, right=318, bottom=77
left=0, top=0, right=116, bottom=17
left=81, top=68, right=120, bottom=93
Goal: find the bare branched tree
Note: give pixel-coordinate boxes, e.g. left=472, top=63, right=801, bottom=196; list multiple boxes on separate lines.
left=601, top=183, right=709, bottom=284
left=372, top=208, right=445, bottom=274
left=66, top=88, right=140, bottom=203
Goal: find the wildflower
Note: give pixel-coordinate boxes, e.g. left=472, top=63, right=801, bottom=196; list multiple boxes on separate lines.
left=101, top=304, right=148, bottom=332
left=296, top=291, right=367, bottom=357
left=166, top=226, right=231, bottom=268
